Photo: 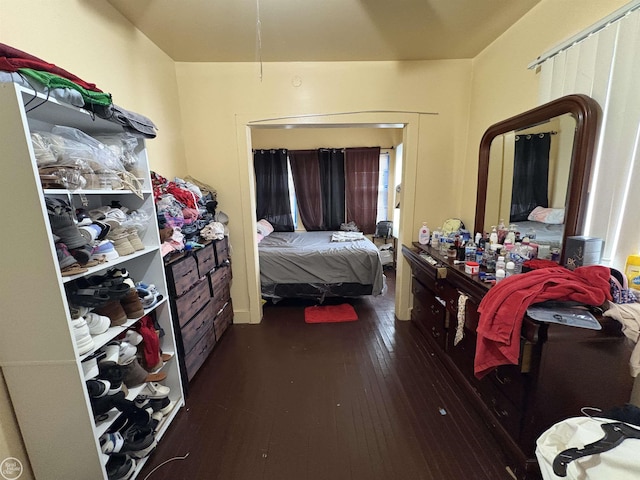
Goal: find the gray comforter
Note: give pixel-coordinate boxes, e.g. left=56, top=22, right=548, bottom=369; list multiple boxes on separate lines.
left=258, top=231, right=384, bottom=295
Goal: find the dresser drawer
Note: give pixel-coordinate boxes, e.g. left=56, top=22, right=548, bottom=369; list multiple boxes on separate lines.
left=174, top=278, right=212, bottom=328
left=214, top=301, right=233, bottom=340
left=181, top=301, right=215, bottom=354
left=210, top=264, right=231, bottom=295
left=412, top=278, right=447, bottom=350
left=476, top=376, right=523, bottom=440
left=168, top=255, right=199, bottom=297
left=214, top=237, right=229, bottom=265
left=184, top=325, right=216, bottom=381
left=195, top=242, right=216, bottom=276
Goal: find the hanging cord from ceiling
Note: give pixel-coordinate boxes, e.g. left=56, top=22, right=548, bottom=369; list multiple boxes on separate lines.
left=255, top=0, right=263, bottom=82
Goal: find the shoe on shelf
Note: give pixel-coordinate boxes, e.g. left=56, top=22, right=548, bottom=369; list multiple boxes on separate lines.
left=86, top=379, right=111, bottom=399
left=72, top=318, right=94, bottom=355
left=123, top=330, right=143, bottom=346
left=105, top=454, right=136, bottom=480
left=94, top=301, right=127, bottom=327
left=85, top=312, right=111, bottom=335
left=108, top=228, right=135, bottom=257
left=107, top=268, right=136, bottom=288
left=56, top=243, right=88, bottom=277
left=138, top=382, right=170, bottom=400
left=90, top=240, right=120, bottom=262
left=125, top=228, right=144, bottom=251
left=118, top=342, right=137, bottom=366
left=120, top=289, right=144, bottom=319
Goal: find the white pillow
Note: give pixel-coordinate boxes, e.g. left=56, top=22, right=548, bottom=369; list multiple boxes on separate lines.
left=527, top=206, right=565, bottom=225
left=256, top=219, right=274, bottom=236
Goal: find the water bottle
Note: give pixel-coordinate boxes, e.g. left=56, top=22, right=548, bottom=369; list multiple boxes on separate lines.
left=465, top=239, right=476, bottom=262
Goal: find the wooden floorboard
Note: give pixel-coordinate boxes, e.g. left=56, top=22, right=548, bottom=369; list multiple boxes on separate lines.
left=140, top=271, right=513, bottom=480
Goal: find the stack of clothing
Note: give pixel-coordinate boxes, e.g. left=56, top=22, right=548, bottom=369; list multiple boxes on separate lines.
left=151, top=172, right=227, bottom=257
left=0, top=42, right=157, bottom=138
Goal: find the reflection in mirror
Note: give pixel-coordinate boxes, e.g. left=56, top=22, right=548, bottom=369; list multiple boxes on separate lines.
left=483, top=113, right=576, bottom=251
left=475, top=95, right=600, bottom=264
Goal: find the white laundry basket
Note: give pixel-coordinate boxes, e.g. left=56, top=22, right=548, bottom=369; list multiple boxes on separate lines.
left=535, top=416, right=640, bottom=479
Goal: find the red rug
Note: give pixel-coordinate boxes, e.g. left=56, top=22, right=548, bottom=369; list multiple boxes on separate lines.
left=304, top=303, right=358, bottom=323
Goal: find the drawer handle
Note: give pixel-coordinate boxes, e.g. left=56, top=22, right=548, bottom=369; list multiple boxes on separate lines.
left=491, top=404, right=509, bottom=419
left=431, top=326, right=440, bottom=338
left=430, top=304, right=440, bottom=315
left=196, top=321, right=206, bottom=331
left=191, top=295, right=202, bottom=305
left=181, top=269, right=194, bottom=277
left=493, top=370, right=512, bottom=385
left=200, top=345, right=208, bottom=354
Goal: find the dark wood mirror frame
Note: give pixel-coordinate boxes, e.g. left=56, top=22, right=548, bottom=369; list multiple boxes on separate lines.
left=474, top=94, right=600, bottom=264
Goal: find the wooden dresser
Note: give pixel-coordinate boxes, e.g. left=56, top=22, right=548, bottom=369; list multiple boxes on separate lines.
left=402, top=243, right=634, bottom=479
left=165, top=237, right=233, bottom=390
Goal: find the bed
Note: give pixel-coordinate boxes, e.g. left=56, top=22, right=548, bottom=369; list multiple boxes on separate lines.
left=258, top=231, right=385, bottom=301
left=514, top=220, right=564, bottom=249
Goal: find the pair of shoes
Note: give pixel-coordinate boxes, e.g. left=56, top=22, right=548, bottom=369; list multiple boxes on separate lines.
left=108, top=228, right=136, bottom=257
left=137, top=382, right=170, bottom=400
left=72, top=318, right=95, bottom=355
left=47, top=197, right=88, bottom=250
left=121, top=359, right=167, bottom=388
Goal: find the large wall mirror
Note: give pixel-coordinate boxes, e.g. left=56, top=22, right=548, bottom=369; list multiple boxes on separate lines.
left=474, top=94, right=600, bottom=264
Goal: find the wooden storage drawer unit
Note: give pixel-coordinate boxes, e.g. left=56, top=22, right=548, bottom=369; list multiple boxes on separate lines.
left=175, top=277, right=211, bottom=328
left=411, top=277, right=447, bottom=350
left=168, top=255, right=200, bottom=297
left=181, top=301, right=215, bottom=354
left=214, top=237, right=230, bottom=265
left=214, top=301, right=233, bottom=339
left=196, top=242, right=216, bottom=276
left=184, top=323, right=216, bottom=381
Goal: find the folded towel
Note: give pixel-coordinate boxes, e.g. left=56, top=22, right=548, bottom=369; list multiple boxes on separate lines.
left=331, top=231, right=364, bottom=242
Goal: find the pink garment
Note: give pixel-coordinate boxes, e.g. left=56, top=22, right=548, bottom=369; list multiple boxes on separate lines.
left=474, top=266, right=611, bottom=379
left=0, top=42, right=102, bottom=92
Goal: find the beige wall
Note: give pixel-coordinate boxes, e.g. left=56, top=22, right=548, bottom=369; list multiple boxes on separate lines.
left=0, top=1, right=187, bottom=477
left=251, top=126, right=403, bottom=150
left=175, top=60, right=474, bottom=325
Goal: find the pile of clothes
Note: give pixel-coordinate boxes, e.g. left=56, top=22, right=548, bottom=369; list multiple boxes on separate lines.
left=151, top=172, right=227, bottom=257
left=0, top=42, right=157, bottom=139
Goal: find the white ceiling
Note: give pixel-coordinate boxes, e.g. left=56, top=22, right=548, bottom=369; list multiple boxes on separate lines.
left=107, top=0, right=541, bottom=62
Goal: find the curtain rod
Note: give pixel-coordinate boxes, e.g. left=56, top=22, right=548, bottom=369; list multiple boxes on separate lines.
left=528, top=0, right=640, bottom=69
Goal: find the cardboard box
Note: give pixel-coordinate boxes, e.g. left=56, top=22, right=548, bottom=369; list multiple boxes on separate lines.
left=564, top=236, right=603, bottom=270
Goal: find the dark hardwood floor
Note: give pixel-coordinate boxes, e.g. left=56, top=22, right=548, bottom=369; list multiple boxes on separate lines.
left=140, top=271, right=513, bottom=480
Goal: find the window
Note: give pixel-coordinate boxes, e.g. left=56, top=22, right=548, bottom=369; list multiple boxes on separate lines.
left=376, top=152, right=390, bottom=223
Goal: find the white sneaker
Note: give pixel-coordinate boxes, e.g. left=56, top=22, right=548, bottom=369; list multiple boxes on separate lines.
left=72, top=318, right=94, bottom=355
left=140, top=382, right=170, bottom=399
left=85, top=312, right=110, bottom=335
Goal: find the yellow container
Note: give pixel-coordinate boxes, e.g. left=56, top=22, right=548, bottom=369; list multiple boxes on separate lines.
left=625, top=254, right=640, bottom=291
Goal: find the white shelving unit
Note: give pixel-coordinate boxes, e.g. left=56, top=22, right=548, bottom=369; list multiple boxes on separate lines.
left=0, top=83, right=184, bottom=480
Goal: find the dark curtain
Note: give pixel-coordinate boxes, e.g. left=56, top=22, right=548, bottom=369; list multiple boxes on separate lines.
left=288, top=149, right=324, bottom=231
left=510, top=133, right=551, bottom=222
left=318, top=149, right=345, bottom=230
left=253, top=149, right=294, bottom=231
left=345, top=147, right=380, bottom=234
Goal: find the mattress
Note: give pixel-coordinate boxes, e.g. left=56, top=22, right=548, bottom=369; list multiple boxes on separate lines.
left=515, top=220, right=564, bottom=249
left=258, top=231, right=384, bottom=300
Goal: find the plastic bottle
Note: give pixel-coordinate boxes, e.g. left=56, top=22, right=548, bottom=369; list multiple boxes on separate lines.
left=505, top=225, right=516, bottom=246
left=465, top=239, right=477, bottom=262
left=418, top=222, right=430, bottom=245
left=484, top=244, right=498, bottom=272
left=431, top=227, right=441, bottom=250
left=475, top=232, right=482, bottom=246
left=495, top=268, right=506, bottom=284
left=497, top=219, right=507, bottom=244
left=489, top=226, right=498, bottom=246
left=505, top=261, right=515, bottom=277
left=496, top=255, right=506, bottom=272
left=625, top=254, right=640, bottom=292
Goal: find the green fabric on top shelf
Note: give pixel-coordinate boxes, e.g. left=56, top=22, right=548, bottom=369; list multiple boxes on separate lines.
left=18, top=68, right=112, bottom=106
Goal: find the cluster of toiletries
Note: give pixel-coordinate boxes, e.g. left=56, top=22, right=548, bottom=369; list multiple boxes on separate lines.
left=418, top=220, right=554, bottom=283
